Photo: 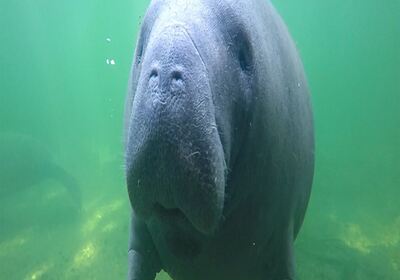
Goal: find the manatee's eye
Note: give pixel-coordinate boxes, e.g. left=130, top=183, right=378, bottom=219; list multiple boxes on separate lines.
left=239, top=49, right=249, bottom=71
left=238, top=40, right=253, bottom=72
left=234, top=26, right=253, bottom=73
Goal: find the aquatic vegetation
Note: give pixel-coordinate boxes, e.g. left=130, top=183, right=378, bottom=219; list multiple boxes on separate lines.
left=340, top=223, right=372, bottom=253
left=81, top=199, right=124, bottom=235
left=295, top=211, right=400, bottom=280
left=0, top=233, right=30, bottom=257
left=25, top=263, right=53, bottom=280
left=73, top=242, right=97, bottom=267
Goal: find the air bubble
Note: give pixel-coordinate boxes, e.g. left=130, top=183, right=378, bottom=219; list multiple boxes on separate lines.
left=106, top=58, right=116, bottom=65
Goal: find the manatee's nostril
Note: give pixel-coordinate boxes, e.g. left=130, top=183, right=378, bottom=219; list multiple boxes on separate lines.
left=171, top=70, right=183, bottom=82
left=150, top=68, right=158, bottom=79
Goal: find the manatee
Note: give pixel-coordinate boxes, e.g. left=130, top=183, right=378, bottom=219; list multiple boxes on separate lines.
left=0, top=133, right=81, bottom=209
left=124, top=0, right=314, bottom=279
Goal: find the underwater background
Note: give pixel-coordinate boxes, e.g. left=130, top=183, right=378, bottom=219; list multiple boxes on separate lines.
left=0, top=0, right=399, bottom=279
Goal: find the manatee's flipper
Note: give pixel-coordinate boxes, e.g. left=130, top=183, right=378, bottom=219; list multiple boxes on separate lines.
left=128, top=212, right=161, bottom=280
left=47, top=163, right=82, bottom=210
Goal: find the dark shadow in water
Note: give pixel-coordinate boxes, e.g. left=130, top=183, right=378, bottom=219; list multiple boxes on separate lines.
left=0, top=132, right=82, bottom=240
left=0, top=132, right=82, bottom=208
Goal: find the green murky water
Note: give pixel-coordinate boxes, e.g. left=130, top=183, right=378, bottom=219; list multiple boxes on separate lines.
left=0, top=0, right=399, bottom=279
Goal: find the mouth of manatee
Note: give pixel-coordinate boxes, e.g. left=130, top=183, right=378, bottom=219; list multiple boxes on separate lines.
left=127, top=121, right=226, bottom=235
left=126, top=25, right=227, bottom=236
left=153, top=203, right=183, bottom=218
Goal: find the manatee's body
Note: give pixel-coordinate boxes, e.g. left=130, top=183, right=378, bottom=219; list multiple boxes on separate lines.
left=0, top=133, right=81, bottom=208
left=124, top=0, right=314, bottom=279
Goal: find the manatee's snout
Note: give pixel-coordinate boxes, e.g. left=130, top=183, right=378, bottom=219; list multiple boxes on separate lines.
left=126, top=25, right=226, bottom=235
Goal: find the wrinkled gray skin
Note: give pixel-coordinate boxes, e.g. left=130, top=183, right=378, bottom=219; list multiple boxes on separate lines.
left=0, top=133, right=81, bottom=209
left=124, top=0, right=314, bottom=279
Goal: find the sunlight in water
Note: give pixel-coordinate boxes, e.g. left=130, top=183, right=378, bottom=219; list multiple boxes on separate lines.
left=73, top=242, right=97, bottom=267
left=43, top=189, right=63, bottom=200
left=0, top=235, right=29, bottom=256
left=340, top=217, right=400, bottom=255
left=380, top=216, right=400, bottom=247
left=341, top=223, right=372, bottom=254
left=392, top=261, right=399, bottom=272
left=102, top=222, right=117, bottom=233
left=25, top=263, right=53, bottom=280
left=82, top=199, right=124, bottom=235
left=82, top=211, right=104, bottom=235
